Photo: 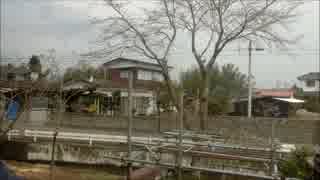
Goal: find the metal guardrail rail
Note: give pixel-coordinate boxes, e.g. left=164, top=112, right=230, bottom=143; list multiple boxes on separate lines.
left=5, top=128, right=294, bottom=179
left=6, top=129, right=287, bottom=162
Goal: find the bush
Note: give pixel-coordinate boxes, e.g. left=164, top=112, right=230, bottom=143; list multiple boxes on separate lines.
left=279, top=147, right=313, bottom=179
left=303, top=97, right=320, bottom=113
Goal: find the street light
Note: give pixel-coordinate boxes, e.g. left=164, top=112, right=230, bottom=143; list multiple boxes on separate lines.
left=248, top=40, right=264, bottom=118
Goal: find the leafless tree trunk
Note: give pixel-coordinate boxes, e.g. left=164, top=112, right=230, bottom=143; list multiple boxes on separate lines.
left=86, top=0, right=182, bottom=121
left=176, top=0, right=302, bottom=130
left=89, top=0, right=302, bottom=131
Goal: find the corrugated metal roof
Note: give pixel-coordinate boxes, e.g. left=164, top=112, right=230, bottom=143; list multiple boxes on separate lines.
left=256, top=89, right=294, bottom=98
left=273, top=97, right=305, bottom=103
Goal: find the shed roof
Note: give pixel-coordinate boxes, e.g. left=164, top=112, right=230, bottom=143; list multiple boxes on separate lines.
left=233, top=88, right=295, bottom=103
left=0, top=66, right=30, bottom=76
left=273, top=97, right=304, bottom=103
left=255, top=88, right=294, bottom=98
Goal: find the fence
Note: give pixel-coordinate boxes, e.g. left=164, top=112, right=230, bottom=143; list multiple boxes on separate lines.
left=4, top=100, right=319, bottom=180
left=13, top=109, right=320, bottom=146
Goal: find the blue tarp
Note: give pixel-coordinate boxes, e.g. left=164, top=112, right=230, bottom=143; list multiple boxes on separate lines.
left=0, top=161, right=24, bottom=180
left=6, top=100, right=20, bottom=121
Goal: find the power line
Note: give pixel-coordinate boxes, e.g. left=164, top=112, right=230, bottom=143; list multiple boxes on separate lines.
left=0, top=50, right=319, bottom=63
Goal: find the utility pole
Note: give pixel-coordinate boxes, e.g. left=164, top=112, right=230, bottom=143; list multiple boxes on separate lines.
left=318, top=63, right=320, bottom=104
left=248, top=41, right=253, bottom=118
left=127, top=71, right=133, bottom=180
left=0, top=0, right=2, bottom=80
left=50, top=73, right=63, bottom=180
left=247, top=41, right=264, bottom=118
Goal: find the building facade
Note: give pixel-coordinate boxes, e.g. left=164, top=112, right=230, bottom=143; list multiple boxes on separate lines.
left=63, top=58, right=167, bottom=116
left=298, top=72, right=320, bottom=97
left=99, top=58, right=165, bottom=116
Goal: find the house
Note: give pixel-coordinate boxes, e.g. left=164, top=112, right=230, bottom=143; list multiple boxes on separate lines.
left=231, top=88, right=304, bottom=117
left=63, top=58, right=168, bottom=116
left=298, top=72, right=320, bottom=97
left=5, top=65, right=30, bottom=81
left=0, top=64, right=41, bottom=81
left=99, top=58, right=167, bottom=115
left=0, top=78, right=56, bottom=126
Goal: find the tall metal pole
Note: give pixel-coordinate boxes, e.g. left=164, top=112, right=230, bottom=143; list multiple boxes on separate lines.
left=0, top=0, right=2, bottom=80
left=178, top=92, right=184, bottom=180
left=248, top=40, right=253, bottom=118
left=127, top=71, right=133, bottom=180
left=318, top=0, right=320, bottom=105
left=50, top=74, right=63, bottom=180
left=0, top=4, right=6, bottom=123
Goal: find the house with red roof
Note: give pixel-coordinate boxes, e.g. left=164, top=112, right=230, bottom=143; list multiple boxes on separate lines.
left=62, top=58, right=168, bottom=116
left=231, top=88, right=304, bottom=117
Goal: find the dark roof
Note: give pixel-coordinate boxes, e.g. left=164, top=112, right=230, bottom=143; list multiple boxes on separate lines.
left=298, top=72, right=320, bottom=81
left=62, top=79, right=96, bottom=91
left=5, top=66, right=30, bottom=75
left=102, top=57, right=172, bottom=70
left=63, top=79, right=93, bottom=86
left=0, top=80, right=58, bottom=92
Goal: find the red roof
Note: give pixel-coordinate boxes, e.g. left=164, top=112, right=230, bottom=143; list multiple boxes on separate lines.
left=255, top=89, right=294, bottom=98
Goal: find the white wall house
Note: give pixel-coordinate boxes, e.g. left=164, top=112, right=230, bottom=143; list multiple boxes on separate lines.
left=100, top=58, right=170, bottom=116
left=298, top=72, right=320, bottom=96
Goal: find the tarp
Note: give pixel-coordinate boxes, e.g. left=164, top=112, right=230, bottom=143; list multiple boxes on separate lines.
left=0, top=161, right=24, bottom=180
left=6, top=100, right=20, bottom=121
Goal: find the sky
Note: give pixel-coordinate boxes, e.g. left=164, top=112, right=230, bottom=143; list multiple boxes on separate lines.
left=0, top=0, right=319, bottom=88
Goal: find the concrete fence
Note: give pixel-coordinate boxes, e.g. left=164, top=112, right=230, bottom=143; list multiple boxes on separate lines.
left=13, top=111, right=320, bottom=146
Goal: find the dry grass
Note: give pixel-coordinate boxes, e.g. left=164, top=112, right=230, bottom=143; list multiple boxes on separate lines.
left=6, top=161, right=121, bottom=180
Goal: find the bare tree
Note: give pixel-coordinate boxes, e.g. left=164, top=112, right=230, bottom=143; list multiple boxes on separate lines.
left=90, top=0, right=302, bottom=130
left=0, top=50, right=58, bottom=141
left=0, top=80, right=48, bottom=141
left=86, top=0, right=181, bottom=111
left=175, top=0, right=302, bottom=130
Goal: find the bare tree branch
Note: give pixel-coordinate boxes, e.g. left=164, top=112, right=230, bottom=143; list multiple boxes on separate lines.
left=87, top=0, right=180, bottom=110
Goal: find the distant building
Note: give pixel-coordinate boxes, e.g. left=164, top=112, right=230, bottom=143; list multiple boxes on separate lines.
left=297, top=72, right=320, bottom=97
left=0, top=64, right=41, bottom=81
left=5, top=65, right=31, bottom=81
left=231, top=88, right=304, bottom=117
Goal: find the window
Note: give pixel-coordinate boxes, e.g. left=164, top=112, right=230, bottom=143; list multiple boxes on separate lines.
left=7, top=73, right=15, bottom=80
left=120, top=71, right=129, bottom=79
left=103, top=68, right=112, bottom=80
left=31, top=97, right=49, bottom=109
left=152, top=72, right=163, bottom=82
left=306, top=80, right=315, bottom=87
left=138, top=70, right=152, bottom=80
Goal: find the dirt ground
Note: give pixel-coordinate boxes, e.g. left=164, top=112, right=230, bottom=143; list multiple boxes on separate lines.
left=5, top=161, right=121, bottom=180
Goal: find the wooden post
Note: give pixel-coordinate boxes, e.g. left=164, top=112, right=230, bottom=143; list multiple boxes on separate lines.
left=50, top=131, right=58, bottom=180
left=269, top=119, right=275, bottom=175
left=156, top=90, right=161, bottom=133
left=178, top=92, right=184, bottom=180
left=127, top=71, right=133, bottom=180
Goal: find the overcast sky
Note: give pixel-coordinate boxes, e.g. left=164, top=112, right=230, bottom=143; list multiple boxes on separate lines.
left=1, top=0, right=319, bottom=88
